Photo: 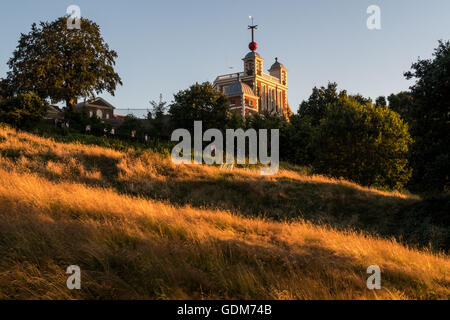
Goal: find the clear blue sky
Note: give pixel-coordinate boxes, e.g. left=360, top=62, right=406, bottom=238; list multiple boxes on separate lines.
left=1, top=0, right=449, bottom=115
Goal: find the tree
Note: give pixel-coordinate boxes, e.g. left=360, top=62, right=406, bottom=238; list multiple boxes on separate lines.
left=148, top=98, right=170, bottom=139
left=375, top=96, right=387, bottom=107
left=0, top=92, right=48, bottom=129
left=404, top=40, right=450, bottom=193
left=63, top=109, right=108, bottom=136
left=226, top=112, right=245, bottom=130
left=148, top=99, right=168, bottom=120
left=6, top=17, right=122, bottom=109
left=118, top=115, right=143, bottom=139
left=0, top=80, right=7, bottom=101
left=298, top=82, right=344, bottom=126
left=169, top=82, right=229, bottom=131
left=298, top=82, right=372, bottom=126
left=387, top=91, right=414, bottom=124
left=280, top=114, right=315, bottom=165
left=313, top=96, right=412, bottom=190
left=246, top=111, right=286, bottom=131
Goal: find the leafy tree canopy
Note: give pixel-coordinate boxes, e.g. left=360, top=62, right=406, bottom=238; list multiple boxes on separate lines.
left=149, top=99, right=168, bottom=120
left=298, top=82, right=372, bottom=126
left=169, top=82, right=229, bottom=131
left=0, top=92, right=48, bottom=129
left=375, top=96, right=387, bottom=107
left=7, top=17, right=122, bottom=108
left=404, top=40, right=450, bottom=192
left=313, top=96, right=412, bottom=190
left=387, top=91, right=414, bottom=125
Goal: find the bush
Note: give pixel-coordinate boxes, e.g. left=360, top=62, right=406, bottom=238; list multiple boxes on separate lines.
left=117, top=115, right=144, bottom=139
left=313, top=96, right=412, bottom=190
left=0, top=92, right=48, bottom=129
left=63, top=110, right=110, bottom=136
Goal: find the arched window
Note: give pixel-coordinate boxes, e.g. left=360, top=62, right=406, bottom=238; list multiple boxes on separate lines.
left=106, top=113, right=110, bottom=120
left=89, top=111, right=93, bottom=117
left=96, top=109, right=103, bottom=118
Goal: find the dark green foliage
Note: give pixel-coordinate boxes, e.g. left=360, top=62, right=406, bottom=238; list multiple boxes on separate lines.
left=404, top=40, right=450, bottom=193
left=349, top=94, right=372, bottom=105
left=0, top=92, right=48, bottom=129
left=117, top=115, right=144, bottom=139
left=149, top=99, right=168, bottom=120
left=0, top=79, right=12, bottom=101
left=313, top=96, right=412, bottom=190
left=226, top=112, right=245, bottom=130
left=7, top=17, right=122, bottom=108
left=387, top=91, right=414, bottom=124
left=280, top=114, right=315, bottom=166
left=63, top=110, right=110, bottom=136
left=298, top=82, right=344, bottom=126
left=393, top=194, right=450, bottom=250
left=169, top=82, right=229, bottom=132
left=245, top=111, right=286, bottom=131
left=148, top=99, right=171, bottom=139
left=34, top=124, right=174, bottom=155
left=375, top=96, right=387, bottom=107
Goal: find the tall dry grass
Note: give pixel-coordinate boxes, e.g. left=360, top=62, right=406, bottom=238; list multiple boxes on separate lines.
left=1, top=125, right=446, bottom=250
left=0, top=125, right=449, bottom=299
left=0, top=169, right=448, bottom=299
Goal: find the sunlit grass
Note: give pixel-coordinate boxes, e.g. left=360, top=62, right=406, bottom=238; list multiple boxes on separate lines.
left=0, top=125, right=448, bottom=299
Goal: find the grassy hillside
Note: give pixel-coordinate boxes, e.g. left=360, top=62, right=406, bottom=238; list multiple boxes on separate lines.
left=0, top=125, right=449, bottom=299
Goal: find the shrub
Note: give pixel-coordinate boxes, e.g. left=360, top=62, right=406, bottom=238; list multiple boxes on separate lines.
left=0, top=92, right=48, bottom=129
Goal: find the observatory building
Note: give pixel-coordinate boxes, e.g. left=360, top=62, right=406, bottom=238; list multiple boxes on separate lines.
left=213, top=21, right=292, bottom=118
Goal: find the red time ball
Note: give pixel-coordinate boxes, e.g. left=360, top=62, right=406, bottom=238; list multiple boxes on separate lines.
left=249, top=42, right=258, bottom=51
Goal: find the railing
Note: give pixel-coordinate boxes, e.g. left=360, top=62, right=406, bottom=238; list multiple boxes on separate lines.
left=215, top=72, right=244, bottom=81
left=114, top=109, right=151, bottom=119
left=260, top=73, right=281, bottom=84
left=215, top=72, right=282, bottom=85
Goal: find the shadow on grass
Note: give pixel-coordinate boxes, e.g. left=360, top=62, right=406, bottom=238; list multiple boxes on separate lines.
left=1, top=210, right=447, bottom=299
left=0, top=135, right=447, bottom=252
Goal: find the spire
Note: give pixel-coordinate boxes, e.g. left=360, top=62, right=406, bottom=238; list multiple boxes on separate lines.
left=248, top=16, right=258, bottom=52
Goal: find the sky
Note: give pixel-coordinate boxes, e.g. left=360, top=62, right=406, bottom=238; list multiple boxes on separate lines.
left=0, top=0, right=449, bottom=115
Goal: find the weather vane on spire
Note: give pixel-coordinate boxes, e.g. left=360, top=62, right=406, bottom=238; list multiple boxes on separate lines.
left=248, top=16, right=258, bottom=52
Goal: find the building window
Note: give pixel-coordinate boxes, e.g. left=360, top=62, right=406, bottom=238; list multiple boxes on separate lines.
left=96, top=109, right=103, bottom=118
left=89, top=111, right=93, bottom=117
left=106, top=113, right=110, bottom=120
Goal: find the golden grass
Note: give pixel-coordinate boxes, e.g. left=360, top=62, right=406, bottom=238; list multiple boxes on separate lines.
left=0, top=125, right=417, bottom=200
left=0, top=168, right=448, bottom=300
left=0, top=125, right=448, bottom=299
